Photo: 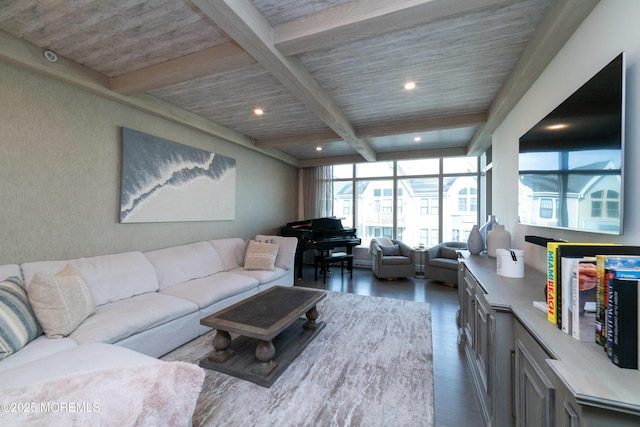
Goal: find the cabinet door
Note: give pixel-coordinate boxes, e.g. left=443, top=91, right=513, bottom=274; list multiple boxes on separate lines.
left=475, top=293, right=493, bottom=402
left=514, top=337, right=555, bottom=427
left=462, top=274, right=475, bottom=348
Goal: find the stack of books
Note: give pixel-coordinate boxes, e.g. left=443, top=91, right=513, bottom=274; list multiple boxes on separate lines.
left=545, top=243, right=640, bottom=369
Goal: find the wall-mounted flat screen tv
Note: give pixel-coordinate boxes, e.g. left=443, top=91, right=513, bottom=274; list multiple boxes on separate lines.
left=518, top=52, right=625, bottom=235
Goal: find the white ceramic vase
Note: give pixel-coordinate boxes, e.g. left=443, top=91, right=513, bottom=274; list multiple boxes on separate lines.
left=467, top=225, right=483, bottom=255
left=487, top=224, right=511, bottom=258
left=478, top=215, right=497, bottom=253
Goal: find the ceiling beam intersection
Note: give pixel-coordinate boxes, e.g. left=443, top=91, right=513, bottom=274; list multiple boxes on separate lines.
left=192, top=0, right=377, bottom=162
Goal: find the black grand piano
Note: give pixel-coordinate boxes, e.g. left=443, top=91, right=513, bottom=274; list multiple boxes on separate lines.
left=281, top=217, right=361, bottom=279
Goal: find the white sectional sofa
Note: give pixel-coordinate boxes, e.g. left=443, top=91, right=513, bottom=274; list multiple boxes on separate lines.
left=0, top=235, right=297, bottom=424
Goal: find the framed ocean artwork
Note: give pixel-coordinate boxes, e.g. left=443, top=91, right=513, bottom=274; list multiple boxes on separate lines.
left=120, top=127, right=236, bottom=223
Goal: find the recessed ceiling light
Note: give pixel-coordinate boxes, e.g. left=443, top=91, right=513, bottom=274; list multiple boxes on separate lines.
left=254, top=108, right=264, bottom=116
left=414, top=136, right=422, bottom=142
left=316, top=146, right=323, bottom=152
left=404, top=82, right=416, bottom=90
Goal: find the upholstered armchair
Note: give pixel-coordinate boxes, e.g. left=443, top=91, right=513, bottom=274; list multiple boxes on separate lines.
left=370, top=237, right=416, bottom=279
left=424, top=241, right=467, bottom=285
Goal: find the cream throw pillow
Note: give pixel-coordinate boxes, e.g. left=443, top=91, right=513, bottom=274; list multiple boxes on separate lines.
left=243, top=240, right=279, bottom=271
left=28, top=264, right=96, bottom=338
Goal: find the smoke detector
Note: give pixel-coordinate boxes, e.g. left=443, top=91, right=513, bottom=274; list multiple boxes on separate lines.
left=43, top=50, right=58, bottom=62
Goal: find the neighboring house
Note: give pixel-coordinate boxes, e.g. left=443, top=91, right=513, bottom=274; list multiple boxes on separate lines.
left=333, top=169, right=478, bottom=248
left=518, top=160, right=621, bottom=234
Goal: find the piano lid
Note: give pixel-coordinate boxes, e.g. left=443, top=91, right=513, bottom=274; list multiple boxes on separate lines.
left=284, top=216, right=345, bottom=230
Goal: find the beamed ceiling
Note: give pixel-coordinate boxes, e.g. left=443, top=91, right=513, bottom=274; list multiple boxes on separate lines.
left=0, top=0, right=599, bottom=167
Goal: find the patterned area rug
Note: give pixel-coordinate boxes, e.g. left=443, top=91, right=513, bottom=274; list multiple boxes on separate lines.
left=161, top=290, right=434, bottom=427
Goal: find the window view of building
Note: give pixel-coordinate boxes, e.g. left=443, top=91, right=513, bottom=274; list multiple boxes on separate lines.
left=518, top=166, right=621, bottom=234
left=331, top=157, right=479, bottom=248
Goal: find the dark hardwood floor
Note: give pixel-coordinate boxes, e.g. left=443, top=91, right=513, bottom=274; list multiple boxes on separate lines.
left=296, top=265, right=483, bottom=427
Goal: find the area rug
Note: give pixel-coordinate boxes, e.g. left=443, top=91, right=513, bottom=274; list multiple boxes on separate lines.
left=161, top=290, right=434, bottom=427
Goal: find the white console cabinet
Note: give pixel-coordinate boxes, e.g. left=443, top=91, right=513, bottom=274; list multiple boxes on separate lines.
left=457, top=255, right=640, bottom=426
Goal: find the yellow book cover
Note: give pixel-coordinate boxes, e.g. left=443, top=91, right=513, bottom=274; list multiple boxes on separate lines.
left=547, top=242, right=618, bottom=325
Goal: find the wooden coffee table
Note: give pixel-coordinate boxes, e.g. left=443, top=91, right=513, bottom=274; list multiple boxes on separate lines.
left=199, top=286, right=326, bottom=387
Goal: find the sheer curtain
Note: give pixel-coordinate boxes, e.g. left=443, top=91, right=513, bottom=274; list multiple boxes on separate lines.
left=302, top=165, right=333, bottom=219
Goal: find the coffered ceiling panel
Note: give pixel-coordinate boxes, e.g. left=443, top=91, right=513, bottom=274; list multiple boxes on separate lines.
left=151, top=63, right=332, bottom=140
left=0, top=0, right=599, bottom=166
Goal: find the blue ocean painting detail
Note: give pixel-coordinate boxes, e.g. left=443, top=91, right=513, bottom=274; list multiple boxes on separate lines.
left=120, top=128, right=236, bottom=223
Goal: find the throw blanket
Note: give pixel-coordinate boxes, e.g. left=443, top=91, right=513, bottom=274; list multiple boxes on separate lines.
left=0, top=361, right=205, bottom=426
left=369, top=237, right=394, bottom=254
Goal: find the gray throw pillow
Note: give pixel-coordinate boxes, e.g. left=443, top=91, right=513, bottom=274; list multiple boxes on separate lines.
left=440, top=246, right=459, bottom=260
left=381, top=244, right=401, bottom=256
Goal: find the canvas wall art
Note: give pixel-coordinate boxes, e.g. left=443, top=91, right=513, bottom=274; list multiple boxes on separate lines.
left=120, top=127, right=236, bottom=223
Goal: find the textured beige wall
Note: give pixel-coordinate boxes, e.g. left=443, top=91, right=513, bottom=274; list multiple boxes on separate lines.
left=0, top=60, right=298, bottom=264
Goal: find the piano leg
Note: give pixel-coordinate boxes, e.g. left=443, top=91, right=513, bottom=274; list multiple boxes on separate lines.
left=296, top=250, right=305, bottom=280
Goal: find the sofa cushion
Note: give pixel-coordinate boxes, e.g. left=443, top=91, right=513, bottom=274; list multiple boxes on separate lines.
left=255, top=235, right=297, bottom=270
left=228, top=267, right=289, bottom=287
left=0, top=336, right=77, bottom=374
left=159, top=272, right=258, bottom=309
left=208, top=238, right=246, bottom=271
left=144, top=241, right=225, bottom=290
left=381, top=244, right=401, bottom=256
left=243, top=240, right=279, bottom=271
left=28, top=265, right=96, bottom=339
left=22, top=252, right=159, bottom=307
left=0, top=342, right=161, bottom=389
left=68, top=293, right=198, bottom=345
left=0, top=276, right=41, bottom=360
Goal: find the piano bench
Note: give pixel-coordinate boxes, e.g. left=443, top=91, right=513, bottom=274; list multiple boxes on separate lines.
left=315, top=252, right=354, bottom=283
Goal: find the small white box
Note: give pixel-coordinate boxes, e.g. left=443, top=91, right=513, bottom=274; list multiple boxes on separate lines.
left=496, top=248, right=525, bottom=278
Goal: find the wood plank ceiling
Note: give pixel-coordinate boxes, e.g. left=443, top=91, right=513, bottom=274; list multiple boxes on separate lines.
left=0, top=0, right=599, bottom=167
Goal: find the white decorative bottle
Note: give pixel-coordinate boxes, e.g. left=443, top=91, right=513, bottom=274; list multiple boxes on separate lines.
left=467, top=225, right=483, bottom=255
left=487, top=224, right=511, bottom=258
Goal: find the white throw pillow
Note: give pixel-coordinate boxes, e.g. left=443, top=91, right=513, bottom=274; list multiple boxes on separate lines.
left=243, top=240, right=279, bottom=271
left=28, top=265, right=96, bottom=338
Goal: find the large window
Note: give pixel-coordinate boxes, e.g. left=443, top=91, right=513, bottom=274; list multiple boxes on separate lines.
left=332, top=157, right=480, bottom=248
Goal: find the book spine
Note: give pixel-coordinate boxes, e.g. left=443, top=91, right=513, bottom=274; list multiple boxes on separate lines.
left=547, top=244, right=558, bottom=324
left=572, top=260, right=597, bottom=341
left=611, top=278, right=638, bottom=369
left=607, top=271, right=615, bottom=358
left=595, top=256, right=606, bottom=346
left=571, top=262, right=579, bottom=340
left=561, top=257, right=573, bottom=335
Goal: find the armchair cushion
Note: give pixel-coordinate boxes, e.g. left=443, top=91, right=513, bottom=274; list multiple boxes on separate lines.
left=381, top=256, right=412, bottom=265
left=380, top=244, right=401, bottom=256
